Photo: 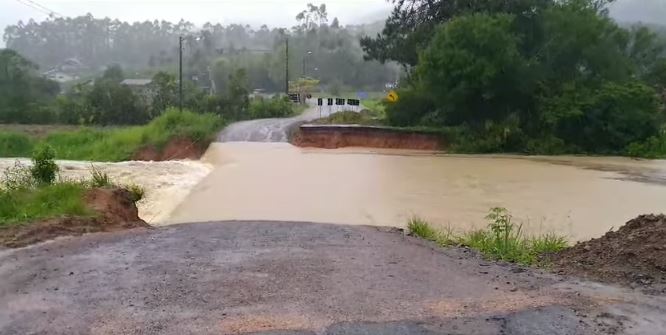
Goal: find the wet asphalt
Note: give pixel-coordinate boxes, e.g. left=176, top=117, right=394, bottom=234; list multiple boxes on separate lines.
left=1, top=221, right=665, bottom=334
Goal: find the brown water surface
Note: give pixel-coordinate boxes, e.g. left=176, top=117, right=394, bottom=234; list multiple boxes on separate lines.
left=167, top=143, right=666, bottom=241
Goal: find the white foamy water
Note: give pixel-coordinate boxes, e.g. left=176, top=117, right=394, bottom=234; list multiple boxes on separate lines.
left=0, top=159, right=213, bottom=224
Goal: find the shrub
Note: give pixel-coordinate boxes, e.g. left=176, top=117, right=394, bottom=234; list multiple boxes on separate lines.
left=31, top=144, right=58, bottom=185
left=625, top=133, right=666, bottom=158
left=249, top=97, right=294, bottom=119
left=385, top=88, right=436, bottom=127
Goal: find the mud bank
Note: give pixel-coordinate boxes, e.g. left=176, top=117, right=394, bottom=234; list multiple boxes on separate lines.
left=0, top=159, right=213, bottom=223
left=290, top=124, right=443, bottom=150
left=133, top=137, right=208, bottom=161
left=0, top=188, right=149, bottom=248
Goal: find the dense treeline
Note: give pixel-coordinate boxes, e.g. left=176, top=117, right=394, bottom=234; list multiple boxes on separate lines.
left=363, top=0, right=666, bottom=156
left=3, top=4, right=399, bottom=92
left=0, top=49, right=296, bottom=125
left=0, top=50, right=60, bottom=124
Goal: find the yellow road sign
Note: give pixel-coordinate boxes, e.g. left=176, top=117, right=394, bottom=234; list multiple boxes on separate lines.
left=386, top=90, right=399, bottom=103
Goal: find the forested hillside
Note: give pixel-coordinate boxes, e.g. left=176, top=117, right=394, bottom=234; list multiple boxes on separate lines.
left=3, top=4, right=399, bottom=92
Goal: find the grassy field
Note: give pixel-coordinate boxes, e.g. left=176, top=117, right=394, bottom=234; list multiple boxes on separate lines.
left=0, top=109, right=224, bottom=162
left=408, top=208, right=568, bottom=266
left=0, top=124, right=83, bottom=138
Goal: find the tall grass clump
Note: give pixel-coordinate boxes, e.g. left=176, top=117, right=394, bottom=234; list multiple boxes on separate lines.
left=407, top=208, right=568, bottom=266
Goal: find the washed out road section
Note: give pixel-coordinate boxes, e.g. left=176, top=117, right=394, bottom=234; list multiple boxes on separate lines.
left=1, top=221, right=664, bottom=334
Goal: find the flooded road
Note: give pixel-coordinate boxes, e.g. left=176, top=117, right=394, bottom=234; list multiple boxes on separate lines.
left=217, top=104, right=326, bottom=142
left=167, top=143, right=666, bottom=241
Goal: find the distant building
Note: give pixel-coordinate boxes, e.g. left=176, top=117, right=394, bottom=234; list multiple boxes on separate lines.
left=121, top=79, right=156, bottom=104
left=43, top=69, right=77, bottom=83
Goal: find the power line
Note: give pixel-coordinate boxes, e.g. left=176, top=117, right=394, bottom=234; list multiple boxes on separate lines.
left=15, top=0, right=63, bottom=18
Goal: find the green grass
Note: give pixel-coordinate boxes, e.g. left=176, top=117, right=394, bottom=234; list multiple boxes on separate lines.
left=312, top=110, right=385, bottom=126
left=0, top=132, right=35, bottom=157
left=407, top=209, right=568, bottom=266
left=0, top=182, right=92, bottom=226
left=0, top=109, right=224, bottom=161
left=362, top=99, right=387, bottom=119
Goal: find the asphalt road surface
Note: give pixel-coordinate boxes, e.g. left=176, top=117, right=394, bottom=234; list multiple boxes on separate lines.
left=1, top=221, right=664, bottom=334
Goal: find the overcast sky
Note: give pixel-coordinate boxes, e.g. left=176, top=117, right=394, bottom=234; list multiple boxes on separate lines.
left=1, top=0, right=663, bottom=47
left=0, top=0, right=391, bottom=39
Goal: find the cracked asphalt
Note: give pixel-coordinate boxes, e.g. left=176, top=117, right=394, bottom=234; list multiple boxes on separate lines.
left=1, top=221, right=664, bottom=334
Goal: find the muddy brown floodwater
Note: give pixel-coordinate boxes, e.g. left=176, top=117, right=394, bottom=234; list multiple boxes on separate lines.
left=167, top=143, right=666, bottom=241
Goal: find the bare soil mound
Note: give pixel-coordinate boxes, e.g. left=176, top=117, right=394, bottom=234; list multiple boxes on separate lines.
left=550, top=214, right=666, bottom=294
left=133, top=137, right=206, bottom=161
left=0, top=188, right=149, bottom=248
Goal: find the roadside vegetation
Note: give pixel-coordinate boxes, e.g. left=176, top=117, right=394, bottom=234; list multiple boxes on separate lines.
left=312, top=110, right=384, bottom=126
left=0, top=145, right=144, bottom=226
left=363, top=0, right=666, bottom=158
left=408, top=208, right=568, bottom=266
left=0, top=109, right=223, bottom=161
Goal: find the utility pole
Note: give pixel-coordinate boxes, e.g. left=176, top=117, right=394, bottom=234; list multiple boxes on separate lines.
left=179, top=36, right=183, bottom=112
left=303, top=50, right=313, bottom=77
left=285, top=37, right=289, bottom=96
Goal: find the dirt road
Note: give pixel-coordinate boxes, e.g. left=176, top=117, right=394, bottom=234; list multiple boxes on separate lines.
left=1, top=221, right=664, bottom=334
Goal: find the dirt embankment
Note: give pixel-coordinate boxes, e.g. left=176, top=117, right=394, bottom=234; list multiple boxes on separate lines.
left=290, top=125, right=444, bottom=150
left=0, top=188, right=149, bottom=248
left=550, top=214, right=666, bottom=294
left=133, top=137, right=207, bottom=161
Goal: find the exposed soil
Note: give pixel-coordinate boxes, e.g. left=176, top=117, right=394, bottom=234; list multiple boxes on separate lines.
left=0, top=188, right=149, bottom=248
left=291, top=125, right=443, bottom=150
left=132, top=137, right=207, bottom=161
left=550, top=214, right=666, bottom=294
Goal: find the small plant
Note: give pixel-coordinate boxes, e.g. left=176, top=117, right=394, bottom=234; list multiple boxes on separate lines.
left=90, top=165, right=112, bottom=187
left=485, top=207, right=522, bottom=257
left=125, top=184, right=145, bottom=202
left=1, top=161, right=35, bottom=191
left=30, top=144, right=58, bottom=185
